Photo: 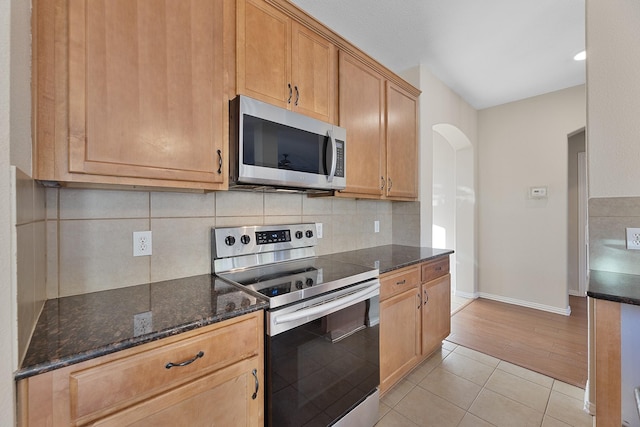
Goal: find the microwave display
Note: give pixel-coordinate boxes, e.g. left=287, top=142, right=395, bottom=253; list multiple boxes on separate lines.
left=243, top=115, right=344, bottom=178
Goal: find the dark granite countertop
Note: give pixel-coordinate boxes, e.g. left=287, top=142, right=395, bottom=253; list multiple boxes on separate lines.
left=322, top=245, right=453, bottom=274
left=587, top=270, right=640, bottom=306
left=16, top=245, right=451, bottom=381
left=16, top=275, right=268, bottom=380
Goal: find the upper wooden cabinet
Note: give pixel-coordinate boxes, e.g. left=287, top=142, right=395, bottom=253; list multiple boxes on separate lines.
left=338, top=51, right=385, bottom=197
left=33, top=0, right=228, bottom=190
left=386, top=82, right=419, bottom=199
left=337, top=52, right=419, bottom=200
left=236, top=0, right=337, bottom=123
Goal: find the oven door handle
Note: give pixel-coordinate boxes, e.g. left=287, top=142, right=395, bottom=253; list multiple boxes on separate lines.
left=272, top=283, right=380, bottom=325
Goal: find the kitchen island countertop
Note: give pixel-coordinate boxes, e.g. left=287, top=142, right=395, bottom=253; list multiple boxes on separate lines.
left=587, top=269, right=640, bottom=306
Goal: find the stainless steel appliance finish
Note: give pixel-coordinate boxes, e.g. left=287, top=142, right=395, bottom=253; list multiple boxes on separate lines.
left=212, top=223, right=380, bottom=427
left=229, top=95, right=347, bottom=192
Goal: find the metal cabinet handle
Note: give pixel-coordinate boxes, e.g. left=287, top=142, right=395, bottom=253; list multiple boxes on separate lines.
left=380, top=176, right=385, bottom=190
left=251, top=369, right=259, bottom=400
left=287, top=83, right=292, bottom=104
left=388, top=178, right=393, bottom=191
left=424, top=289, right=429, bottom=305
left=417, top=292, right=422, bottom=309
left=165, top=351, right=204, bottom=369
left=216, top=149, right=222, bottom=174
left=294, top=85, right=299, bottom=106
left=396, top=279, right=406, bottom=285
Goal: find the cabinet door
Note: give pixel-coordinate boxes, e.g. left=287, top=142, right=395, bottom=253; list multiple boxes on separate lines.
left=237, top=0, right=291, bottom=108
left=67, top=0, right=225, bottom=184
left=386, top=82, right=418, bottom=199
left=338, top=52, right=385, bottom=197
left=421, top=274, right=451, bottom=356
left=291, top=22, right=336, bottom=123
left=380, top=287, right=421, bottom=393
left=92, top=359, right=262, bottom=427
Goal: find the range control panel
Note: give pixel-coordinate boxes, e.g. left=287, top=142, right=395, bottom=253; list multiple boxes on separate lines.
left=212, top=223, right=318, bottom=259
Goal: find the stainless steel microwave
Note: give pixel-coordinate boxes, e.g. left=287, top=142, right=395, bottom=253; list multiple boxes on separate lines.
left=229, top=95, right=346, bottom=192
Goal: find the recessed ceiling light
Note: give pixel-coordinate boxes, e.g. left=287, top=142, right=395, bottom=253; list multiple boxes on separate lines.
left=574, top=50, right=586, bottom=61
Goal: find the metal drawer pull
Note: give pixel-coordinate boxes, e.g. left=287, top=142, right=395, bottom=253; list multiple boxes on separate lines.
left=388, top=178, right=393, bottom=190
left=252, top=369, right=259, bottom=399
left=396, top=279, right=406, bottom=285
left=217, top=149, right=222, bottom=174
left=165, top=351, right=204, bottom=369
left=417, top=292, right=422, bottom=309
left=435, top=266, right=442, bottom=271
left=424, top=290, right=429, bottom=305
left=294, top=85, right=299, bottom=106
left=287, top=83, right=292, bottom=103
left=380, top=176, right=385, bottom=190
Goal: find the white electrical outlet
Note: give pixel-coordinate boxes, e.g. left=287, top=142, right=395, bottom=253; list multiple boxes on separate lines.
left=133, top=311, right=153, bottom=336
left=316, top=222, right=323, bottom=239
left=133, top=231, right=152, bottom=256
left=374, top=220, right=380, bottom=233
left=626, top=228, right=640, bottom=250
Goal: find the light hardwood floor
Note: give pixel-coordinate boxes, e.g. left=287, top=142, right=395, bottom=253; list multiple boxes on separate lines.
left=447, top=296, right=588, bottom=388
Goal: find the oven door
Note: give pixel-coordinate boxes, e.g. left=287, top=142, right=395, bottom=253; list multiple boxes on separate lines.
left=266, top=280, right=380, bottom=427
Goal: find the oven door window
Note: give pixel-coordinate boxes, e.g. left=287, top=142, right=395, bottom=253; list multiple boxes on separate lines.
left=267, top=300, right=379, bottom=427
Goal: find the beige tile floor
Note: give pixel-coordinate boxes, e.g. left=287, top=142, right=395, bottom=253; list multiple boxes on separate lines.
left=376, top=341, right=594, bottom=427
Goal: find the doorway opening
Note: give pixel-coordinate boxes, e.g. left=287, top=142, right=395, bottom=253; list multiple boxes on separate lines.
left=567, top=128, right=587, bottom=296
left=432, top=123, right=476, bottom=305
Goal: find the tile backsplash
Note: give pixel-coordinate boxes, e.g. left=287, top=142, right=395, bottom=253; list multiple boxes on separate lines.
left=13, top=168, right=47, bottom=365
left=588, top=197, right=640, bottom=275
left=47, top=188, right=420, bottom=298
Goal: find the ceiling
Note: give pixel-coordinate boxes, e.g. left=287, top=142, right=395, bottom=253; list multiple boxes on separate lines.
left=290, top=0, right=585, bottom=110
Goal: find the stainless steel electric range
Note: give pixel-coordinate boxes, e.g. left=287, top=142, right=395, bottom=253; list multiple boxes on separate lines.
left=212, top=223, right=380, bottom=427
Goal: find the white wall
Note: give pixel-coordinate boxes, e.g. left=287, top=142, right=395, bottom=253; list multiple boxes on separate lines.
left=1, top=0, right=16, bottom=424
left=478, top=85, right=586, bottom=314
left=586, top=0, right=640, bottom=198
left=403, top=65, right=478, bottom=296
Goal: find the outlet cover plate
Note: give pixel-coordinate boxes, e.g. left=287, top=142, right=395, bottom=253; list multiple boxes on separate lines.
left=626, top=228, right=640, bottom=250
left=133, top=231, right=152, bottom=256
left=133, top=311, right=153, bottom=336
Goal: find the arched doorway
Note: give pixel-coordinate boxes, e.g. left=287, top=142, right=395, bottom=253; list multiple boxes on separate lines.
left=432, top=123, right=476, bottom=300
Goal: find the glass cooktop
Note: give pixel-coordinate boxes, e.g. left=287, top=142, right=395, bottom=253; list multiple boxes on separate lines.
left=216, top=256, right=378, bottom=309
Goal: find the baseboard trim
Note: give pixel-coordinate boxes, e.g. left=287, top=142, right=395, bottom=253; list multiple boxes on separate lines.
left=477, top=292, right=572, bottom=316
left=453, top=290, right=478, bottom=299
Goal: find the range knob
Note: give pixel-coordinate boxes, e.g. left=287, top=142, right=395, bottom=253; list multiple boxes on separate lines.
left=295, top=231, right=303, bottom=239
left=305, top=230, right=314, bottom=238
left=240, top=235, right=251, bottom=244
left=305, top=278, right=314, bottom=287
left=224, top=235, right=236, bottom=246
left=295, top=280, right=303, bottom=290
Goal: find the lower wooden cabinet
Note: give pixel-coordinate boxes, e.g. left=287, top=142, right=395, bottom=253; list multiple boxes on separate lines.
left=380, top=285, right=420, bottom=393
left=17, top=311, right=264, bottom=427
left=421, top=274, right=451, bottom=355
left=379, top=256, right=451, bottom=394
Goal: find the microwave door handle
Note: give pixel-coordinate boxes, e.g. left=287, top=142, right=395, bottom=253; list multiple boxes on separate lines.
left=327, top=129, right=337, bottom=182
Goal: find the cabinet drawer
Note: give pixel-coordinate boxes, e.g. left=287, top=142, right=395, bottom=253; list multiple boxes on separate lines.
left=421, top=257, right=449, bottom=284
left=70, top=315, right=260, bottom=422
left=380, top=266, right=420, bottom=300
